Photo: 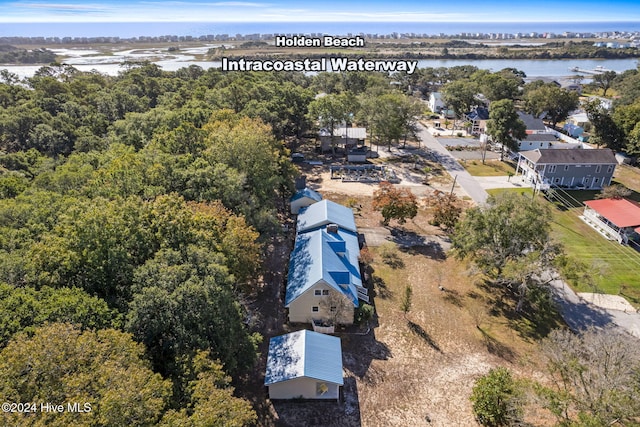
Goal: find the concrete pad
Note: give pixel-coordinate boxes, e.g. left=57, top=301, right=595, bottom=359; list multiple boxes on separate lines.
left=473, top=176, right=533, bottom=190
left=578, top=293, right=637, bottom=312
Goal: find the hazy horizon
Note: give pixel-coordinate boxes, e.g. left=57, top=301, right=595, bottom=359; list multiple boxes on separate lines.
left=1, top=0, right=639, bottom=24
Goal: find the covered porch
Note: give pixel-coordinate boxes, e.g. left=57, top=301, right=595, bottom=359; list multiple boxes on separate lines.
left=581, top=206, right=625, bottom=243
left=581, top=198, right=640, bottom=244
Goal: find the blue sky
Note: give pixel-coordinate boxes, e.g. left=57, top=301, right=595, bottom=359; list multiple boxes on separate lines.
left=1, top=0, right=639, bottom=23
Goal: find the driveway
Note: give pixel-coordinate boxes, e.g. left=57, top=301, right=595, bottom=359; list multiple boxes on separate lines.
left=473, top=175, right=532, bottom=190
left=417, top=123, right=489, bottom=205
left=548, top=273, right=640, bottom=339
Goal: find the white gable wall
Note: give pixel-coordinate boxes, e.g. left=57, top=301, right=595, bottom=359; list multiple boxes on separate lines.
left=268, top=377, right=340, bottom=400
left=287, top=282, right=355, bottom=325
left=291, top=197, right=320, bottom=214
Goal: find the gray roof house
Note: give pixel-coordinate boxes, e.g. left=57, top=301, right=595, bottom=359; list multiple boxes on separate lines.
left=516, top=148, right=617, bottom=190
left=517, top=133, right=559, bottom=151
left=428, top=92, right=445, bottom=113
left=319, top=127, right=366, bottom=152
left=517, top=112, right=547, bottom=134
left=265, top=330, right=343, bottom=400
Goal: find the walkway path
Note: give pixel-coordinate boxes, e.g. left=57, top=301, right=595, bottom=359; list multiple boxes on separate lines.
left=417, top=123, right=489, bottom=205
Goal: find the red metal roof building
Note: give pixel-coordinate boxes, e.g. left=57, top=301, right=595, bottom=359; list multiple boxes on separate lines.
left=582, top=198, right=640, bottom=243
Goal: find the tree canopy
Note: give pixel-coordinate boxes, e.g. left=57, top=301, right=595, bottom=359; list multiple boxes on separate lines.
left=372, top=181, right=418, bottom=226
left=485, top=99, right=526, bottom=161
left=452, top=192, right=554, bottom=278
left=523, top=83, right=579, bottom=128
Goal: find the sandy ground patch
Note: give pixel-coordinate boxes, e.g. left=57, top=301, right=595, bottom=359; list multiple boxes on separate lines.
left=578, top=292, right=637, bottom=312
left=308, top=169, right=465, bottom=199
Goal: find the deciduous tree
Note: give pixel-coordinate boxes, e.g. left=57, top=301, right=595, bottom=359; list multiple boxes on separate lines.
left=425, top=190, right=463, bottom=231
left=585, top=99, right=626, bottom=150
left=372, top=181, right=418, bottom=226
left=307, top=93, right=354, bottom=154
left=451, top=192, right=553, bottom=278
left=536, top=327, right=640, bottom=426
left=160, top=351, right=257, bottom=427
left=592, top=70, right=617, bottom=96
left=523, top=83, right=579, bottom=128
left=485, top=99, right=526, bottom=161
left=0, top=323, right=172, bottom=427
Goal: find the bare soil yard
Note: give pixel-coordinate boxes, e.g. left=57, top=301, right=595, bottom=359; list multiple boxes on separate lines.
left=238, top=156, right=555, bottom=426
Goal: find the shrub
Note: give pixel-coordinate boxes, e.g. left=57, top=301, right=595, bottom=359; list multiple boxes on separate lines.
left=355, top=303, right=374, bottom=325
left=470, top=367, right=523, bottom=426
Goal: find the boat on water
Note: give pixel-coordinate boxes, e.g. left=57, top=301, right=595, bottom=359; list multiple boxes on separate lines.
left=569, top=65, right=612, bottom=74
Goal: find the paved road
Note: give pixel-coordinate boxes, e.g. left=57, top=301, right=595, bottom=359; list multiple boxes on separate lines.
left=547, top=272, right=640, bottom=338
left=417, top=123, right=489, bottom=205
left=417, top=125, right=640, bottom=339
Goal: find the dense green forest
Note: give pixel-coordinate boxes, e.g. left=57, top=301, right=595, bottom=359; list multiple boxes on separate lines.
left=0, top=61, right=426, bottom=425
left=0, top=63, right=313, bottom=425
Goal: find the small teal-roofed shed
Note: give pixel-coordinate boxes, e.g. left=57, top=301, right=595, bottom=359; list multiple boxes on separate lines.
left=297, top=199, right=357, bottom=233
left=290, top=187, right=323, bottom=214
left=265, top=330, right=343, bottom=400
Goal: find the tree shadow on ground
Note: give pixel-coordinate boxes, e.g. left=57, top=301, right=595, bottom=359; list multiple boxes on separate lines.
left=476, top=327, right=516, bottom=362
left=380, top=252, right=405, bottom=269
left=407, top=320, right=442, bottom=353
left=342, top=327, right=392, bottom=379
left=389, top=228, right=446, bottom=260
left=271, top=378, right=362, bottom=427
left=371, top=275, right=393, bottom=299
left=441, top=288, right=464, bottom=307
left=477, top=279, right=565, bottom=341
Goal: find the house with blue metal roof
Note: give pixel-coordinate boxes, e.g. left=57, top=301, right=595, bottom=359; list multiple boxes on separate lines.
left=286, top=223, right=367, bottom=326
left=265, top=329, right=343, bottom=400
left=290, top=187, right=323, bottom=214
left=297, top=199, right=357, bottom=234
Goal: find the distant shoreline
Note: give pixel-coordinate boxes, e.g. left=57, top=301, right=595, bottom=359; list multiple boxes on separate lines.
left=1, top=20, right=639, bottom=40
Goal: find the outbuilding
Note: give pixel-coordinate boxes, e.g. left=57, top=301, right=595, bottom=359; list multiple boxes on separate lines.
left=265, top=330, right=343, bottom=401
left=290, top=187, right=323, bottom=214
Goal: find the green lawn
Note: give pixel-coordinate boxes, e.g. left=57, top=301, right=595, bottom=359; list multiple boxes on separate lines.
left=462, top=159, right=517, bottom=177
left=487, top=188, right=640, bottom=303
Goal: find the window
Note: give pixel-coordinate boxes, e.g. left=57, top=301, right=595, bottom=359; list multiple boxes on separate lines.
left=314, top=290, right=321, bottom=296
left=312, top=306, right=319, bottom=312
left=330, top=306, right=337, bottom=312
left=316, top=382, right=329, bottom=396
left=564, top=165, right=569, bottom=171
left=548, top=165, right=557, bottom=173
left=607, top=165, right=614, bottom=173
left=322, top=289, right=329, bottom=295
left=595, top=178, right=599, bottom=184
left=555, top=178, right=560, bottom=183
left=595, top=165, right=602, bottom=173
